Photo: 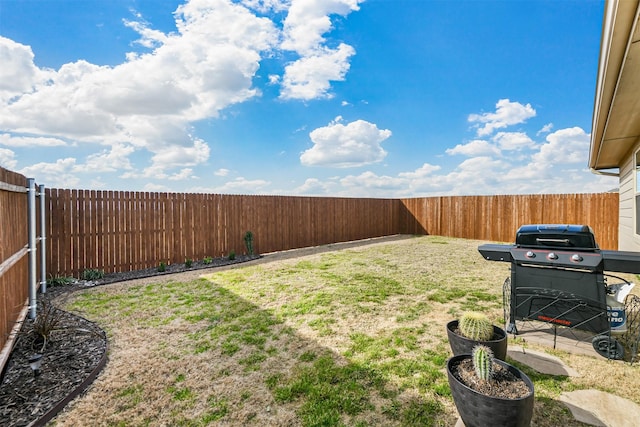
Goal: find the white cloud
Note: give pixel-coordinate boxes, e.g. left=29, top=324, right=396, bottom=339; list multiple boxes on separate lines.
left=240, top=0, right=291, bottom=14
left=533, top=127, right=589, bottom=165
left=340, top=171, right=406, bottom=191
left=143, top=182, right=171, bottom=192
left=214, top=168, right=230, bottom=176
left=399, top=163, right=441, bottom=178
left=1, top=0, right=367, bottom=189
left=0, top=36, right=54, bottom=101
left=492, top=132, right=535, bottom=150
left=279, top=0, right=363, bottom=100
left=123, top=18, right=170, bottom=49
left=0, top=133, right=68, bottom=147
left=19, top=158, right=81, bottom=188
left=537, top=122, right=554, bottom=135
left=0, top=147, right=17, bottom=169
left=291, top=122, right=616, bottom=197
left=81, top=144, right=135, bottom=172
left=281, top=0, right=362, bottom=54
left=445, top=139, right=500, bottom=157
left=468, top=99, right=536, bottom=136
left=280, top=43, right=355, bottom=100
left=300, top=117, right=392, bottom=167
left=168, top=168, right=196, bottom=181
left=268, top=74, right=280, bottom=85
left=400, top=157, right=510, bottom=196
left=293, top=177, right=334, bottom=195
left=212, top=177, right=271, bottom=193
left=498, top=127, right=596, bottom=193
left=149, top=138, right=211, bottom=168
left=0, top=0, right=280, bottom=176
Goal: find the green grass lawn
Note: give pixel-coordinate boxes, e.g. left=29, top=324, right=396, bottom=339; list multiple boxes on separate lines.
left=58, top=236, right=640, bottom=426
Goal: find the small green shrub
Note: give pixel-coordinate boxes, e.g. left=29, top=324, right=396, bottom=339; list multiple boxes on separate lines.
left=82, top=268, right=104, bottom=281
left=203, top=256, right=213, bottom=264
left=228, top=250, right=236, bottom=261
left=158, top=262, right=167, bottom=272
left=244, top=231, right=254, bottom=255
left=185, top=258, right=193, bottom=268
left=48, top=275, right=74, bottom=287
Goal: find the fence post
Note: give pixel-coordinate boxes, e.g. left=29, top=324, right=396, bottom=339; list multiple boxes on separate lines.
left=27, top=178, right=37, bottom=319
left=39, top=184, right=47, bottom=294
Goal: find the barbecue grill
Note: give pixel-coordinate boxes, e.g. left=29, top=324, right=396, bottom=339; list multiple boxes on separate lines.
left=478, top=224, right=640, bottom=360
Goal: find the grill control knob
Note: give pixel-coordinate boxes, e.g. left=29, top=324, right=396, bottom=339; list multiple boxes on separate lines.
left=525, top=251, right=535, bottom=258
left=547, top=252, right=558, bottom=260
left=571, top=254, right=583, bottom=262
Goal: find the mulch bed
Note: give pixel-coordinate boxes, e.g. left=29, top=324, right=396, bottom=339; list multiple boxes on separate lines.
left=0, top=309, right=106, bottom=427
left=0, top=254, right=259, bottom=427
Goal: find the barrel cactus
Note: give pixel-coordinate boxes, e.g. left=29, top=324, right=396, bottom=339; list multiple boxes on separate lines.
left=459, top=311, right=494, bottom=341
left=472, top=344, right=494, bottom=381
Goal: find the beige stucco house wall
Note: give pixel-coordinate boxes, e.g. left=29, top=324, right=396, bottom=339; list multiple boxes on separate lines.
left=590, top=0, right=640, bottom=251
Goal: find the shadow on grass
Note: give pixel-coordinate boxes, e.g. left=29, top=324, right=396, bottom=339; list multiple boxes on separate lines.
left=68, top=277, right=452, bottom=427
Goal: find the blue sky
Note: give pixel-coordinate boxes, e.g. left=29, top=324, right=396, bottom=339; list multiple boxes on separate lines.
left=0, top=0, right=617, bottom=197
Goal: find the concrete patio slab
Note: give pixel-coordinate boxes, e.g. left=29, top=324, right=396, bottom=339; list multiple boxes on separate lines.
left=507, top=321, right=600, bottom=357
left=560, top=389, right=640, bottom=427
left=507, top=346, right=580, bottom=377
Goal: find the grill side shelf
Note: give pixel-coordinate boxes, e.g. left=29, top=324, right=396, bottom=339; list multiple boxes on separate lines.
left=601, top=250, right=640, bottom=274
left=478, top=244, right=513, bottom=262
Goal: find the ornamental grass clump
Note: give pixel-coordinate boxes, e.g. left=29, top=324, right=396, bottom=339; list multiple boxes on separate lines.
left=459, top=311, right=494, bottom=341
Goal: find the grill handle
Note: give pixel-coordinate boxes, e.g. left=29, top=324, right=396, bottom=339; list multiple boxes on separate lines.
left=535, top=238, right=571, bottom=246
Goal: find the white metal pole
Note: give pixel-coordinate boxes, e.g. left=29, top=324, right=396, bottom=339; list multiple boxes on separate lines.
left=39, top=184, right=47, bottom=294
left=27, top=178, right=37, bottom=320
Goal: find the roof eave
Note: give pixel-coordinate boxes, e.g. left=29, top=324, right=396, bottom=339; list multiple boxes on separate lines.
left=589, top=0, right=640, bottom=172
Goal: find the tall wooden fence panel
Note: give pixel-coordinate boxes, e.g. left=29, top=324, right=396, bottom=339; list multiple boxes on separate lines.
left=0, top=167, right=29, bottom=358
left=46, top=190, right=402, bottom=277
left=399, top=193, right=619, bottom=249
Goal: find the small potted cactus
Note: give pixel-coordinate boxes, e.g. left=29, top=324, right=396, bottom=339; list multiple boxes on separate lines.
left=446, top=311, right=508, bottom=360
left=447, top=344, right=535, bottom=427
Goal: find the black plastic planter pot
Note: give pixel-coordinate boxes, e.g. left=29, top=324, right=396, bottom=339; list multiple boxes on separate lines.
left=446, top=320, right=508, bottom=361
left=447, top=355, right=534, bottom=427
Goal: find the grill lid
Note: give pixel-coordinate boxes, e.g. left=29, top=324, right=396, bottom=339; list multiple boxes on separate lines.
left=515, top=224, right=598, bottom=251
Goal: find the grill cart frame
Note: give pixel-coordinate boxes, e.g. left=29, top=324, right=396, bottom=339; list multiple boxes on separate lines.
left=479, top=224, right=640, bottom=361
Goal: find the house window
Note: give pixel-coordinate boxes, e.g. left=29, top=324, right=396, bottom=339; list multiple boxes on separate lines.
left=637, top=150, right=640, bottom=235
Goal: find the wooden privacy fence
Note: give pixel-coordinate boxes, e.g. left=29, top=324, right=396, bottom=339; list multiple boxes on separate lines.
left=46, top=189, right=619, bottom=277
left=0, top=168, right=32, bottom=362
left=46, top=190, right=401, bottom=277
left=399, top=193, right=619, bottom=248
